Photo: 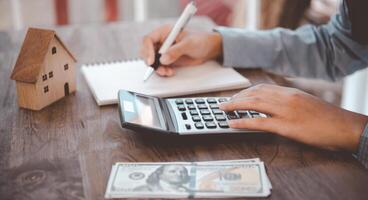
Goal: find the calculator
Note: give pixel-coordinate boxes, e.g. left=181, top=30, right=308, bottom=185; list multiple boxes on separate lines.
left=118, top=90, right=267, bottom=135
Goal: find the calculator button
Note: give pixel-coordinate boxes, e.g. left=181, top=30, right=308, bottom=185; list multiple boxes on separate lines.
left=259, top=113, right=268, bottom=118
left=237, top=110, right=251, bottom=118
left=226, top=111, right=239, bottom=120
left=215, top=115, right=226, bottom=121
left=185, top=124, right=191, bottom=130
left=187, top=105, right=196, bottom=110
left=207, top=98, right=217, bottom=104
left=218, top=98, right=229, bottom=103
left=212, top=109, right=223, bottom=115
left=198, top=104, right=208, bottom=109
left=218, top=121, right=229, bottom=128
left=177, top=105, right=186, bottom=111
left=175, top=99, right=184, bottom=105
left=192, top=115, right=201, bottom=122
left=195, top=99, right=205, bottom=104
left=190, top=110, right=199, bottom=115
left=181, top=112, right=188, bottom=120
left=195, top=122, right=204, bottom=129
left=205, top=122, right=217, bottom=129
left=202, top=115, right=214, bottom=122
left=251, top=113, right=262, bottom=118
left=200, top=109, right=211, bottom=115
left=185, top=99, right=194, bottom=104
left=209, top=104, right=219, bottom=109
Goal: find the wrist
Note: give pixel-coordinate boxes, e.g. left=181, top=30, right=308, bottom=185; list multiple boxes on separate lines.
left=346, top=114, right=368, bottom=152
left=208, top=32, right=223, bottom=61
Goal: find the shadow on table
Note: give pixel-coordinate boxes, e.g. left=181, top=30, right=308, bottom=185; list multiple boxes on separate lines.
left=0, top=158, right=85, bottom=200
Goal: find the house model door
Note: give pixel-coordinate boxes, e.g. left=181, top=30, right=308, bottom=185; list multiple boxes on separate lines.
left=64, top=82, right=69, bottom=96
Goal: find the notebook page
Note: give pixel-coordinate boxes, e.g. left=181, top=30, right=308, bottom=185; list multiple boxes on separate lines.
left=81, top=60, right=251, bottom=106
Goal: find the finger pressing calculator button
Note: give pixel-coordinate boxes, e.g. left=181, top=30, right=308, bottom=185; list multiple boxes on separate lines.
left=198, top=104, right=208, bottom=109
left=251, top=113, right=262, bottom=118
left=187, top=105, right=196, bottom=110
left=218, top=98, right=228, bottom=103
left=185, top=124, right=191, bottom=130
left=195, top=99, right=205, bottom=104
left=218, top=121, right=229, bottom=128
left=195, top=122, right=204, bottom=129
left=200, top=109, right=211, bottom=115
left=202, top=115, right=214, bottom=122
left=207, top=98, right=217, bottom=104
left=226, top=111, right=239, bottom=120
left=192, top=115, right=201, bottom=122
left=259, top=113, right=268, bottom=118
left=185, top=99, right=194, bottom=104
left=190, top=110, right=199, bottom=115
left=205, top=122, right=217, bottom=129
left=209, top=104, right=219, bottom=109
left=249, top=110, right=259, bottom=115
left=237, top=110, right=251, bottom=118
left=175, top=99, right=184, bottom=105
left=177, top=105, right=186, bottom=111
left=212, top=109, right=223, bottom=115
left=215, top=115, right=226, bottom=121
left=181, top=112, right=188, bottom=120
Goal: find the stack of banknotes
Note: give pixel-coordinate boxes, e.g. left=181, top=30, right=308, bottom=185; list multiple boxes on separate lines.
left=105, top=158, right=271, bottom=198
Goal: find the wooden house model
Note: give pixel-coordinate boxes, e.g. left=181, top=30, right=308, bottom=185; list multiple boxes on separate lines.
left=10, top=28, right=77, bottom=111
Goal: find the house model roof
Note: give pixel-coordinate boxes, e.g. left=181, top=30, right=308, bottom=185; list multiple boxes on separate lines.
left=10, top=28, right=77, bottom=83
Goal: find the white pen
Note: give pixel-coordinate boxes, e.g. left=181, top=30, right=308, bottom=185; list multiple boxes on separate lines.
left=143, top=0, right=197, bottom=82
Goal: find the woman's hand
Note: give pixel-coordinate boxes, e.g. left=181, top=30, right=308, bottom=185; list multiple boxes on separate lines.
left=140, top=25, right=223, bottom=77
left=219, top=84, right=368, bottom=152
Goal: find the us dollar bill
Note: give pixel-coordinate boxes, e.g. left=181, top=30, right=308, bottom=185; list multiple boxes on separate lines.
left=105, top=159, right=271, bottom=199
left=199, top=159, right=272, bottom=189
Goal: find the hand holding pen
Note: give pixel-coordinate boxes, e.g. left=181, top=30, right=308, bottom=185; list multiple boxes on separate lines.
left=141, top=25, right=223, bottom=78
left=142, top=1, right=198, bottom=81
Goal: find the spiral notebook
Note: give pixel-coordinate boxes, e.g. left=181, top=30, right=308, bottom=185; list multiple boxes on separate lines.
left=81, top=60, right=251, bottom=106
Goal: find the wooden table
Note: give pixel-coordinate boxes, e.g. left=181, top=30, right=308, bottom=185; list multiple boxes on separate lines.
left=0, top=17, right=367, bottom=200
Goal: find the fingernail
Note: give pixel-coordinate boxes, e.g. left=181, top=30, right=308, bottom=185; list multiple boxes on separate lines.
left=160, top=54, right=170, bottom=65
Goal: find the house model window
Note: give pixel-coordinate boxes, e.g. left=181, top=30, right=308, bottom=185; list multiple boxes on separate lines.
left=64, top=64, right=69, bottom=70
left=42, top=74, right=47, bottom=81
left=49, top=71, right=53, bottom=78
left=44, top=86, right=49, bottom=93
left=52, top=47, right=57, bottom=55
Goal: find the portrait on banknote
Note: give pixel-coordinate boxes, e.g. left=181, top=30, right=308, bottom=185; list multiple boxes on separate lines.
left=133, top=164, right=191, bottom=193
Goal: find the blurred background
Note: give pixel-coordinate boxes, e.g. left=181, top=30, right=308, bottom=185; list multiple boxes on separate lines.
left=0, top=0, right=339, bottom=30
left=0, top=0, right=366, bottom=114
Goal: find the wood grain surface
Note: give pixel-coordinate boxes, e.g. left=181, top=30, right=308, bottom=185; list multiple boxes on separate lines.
left=0, top=17, right=366, bottom=200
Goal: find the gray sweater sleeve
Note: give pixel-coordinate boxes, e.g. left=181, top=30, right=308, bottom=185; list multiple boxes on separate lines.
left=215, top=1, right=368, bottom=81
left=356, top=123, right=368, bottom=168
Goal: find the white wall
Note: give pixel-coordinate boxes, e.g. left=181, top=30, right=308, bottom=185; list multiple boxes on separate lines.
left=342, top=68, right=368, bottom=115
left=0, top=0, right=13, bottom=29
left=244, top=0, right=260, bottom=30
left=69, top=0, right=104, bottom=25
left=0, top=0, right=55, bottom=30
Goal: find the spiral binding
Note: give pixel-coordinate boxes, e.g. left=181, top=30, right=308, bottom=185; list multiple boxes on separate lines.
left=83, top=58, right=141, bottom=67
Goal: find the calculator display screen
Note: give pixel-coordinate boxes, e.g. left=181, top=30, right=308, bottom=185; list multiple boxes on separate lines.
left=124, top=95, right=164, bottom=130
